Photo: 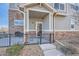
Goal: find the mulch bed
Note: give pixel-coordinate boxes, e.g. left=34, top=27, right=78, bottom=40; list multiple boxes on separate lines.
left=0, top=47, right=7, bottom=56
left=19, top=45, right=44, bottom=56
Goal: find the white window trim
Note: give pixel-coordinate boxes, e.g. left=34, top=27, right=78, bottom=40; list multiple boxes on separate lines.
left=14, top=17, right=24, bottom=26
left=59, top=3, right=65, bottom=11
left=54, top=3, right=65, bottom=11
left=71, top=4, right=79, bottom=11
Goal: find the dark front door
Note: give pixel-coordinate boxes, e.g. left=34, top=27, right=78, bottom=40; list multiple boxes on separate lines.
left=36, top=22, right=42, bottom=36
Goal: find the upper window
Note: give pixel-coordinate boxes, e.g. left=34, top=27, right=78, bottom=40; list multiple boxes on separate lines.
left=71, top=4, right=79, bottom=11
left=54, top=3, right=59, bottom=10
left=54, top=3, right=64, bottom=10
left=60, top=4, right=64, bottom=10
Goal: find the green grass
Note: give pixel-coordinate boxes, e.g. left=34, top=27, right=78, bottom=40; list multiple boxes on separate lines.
left=6, top=44, right=24, bottom=56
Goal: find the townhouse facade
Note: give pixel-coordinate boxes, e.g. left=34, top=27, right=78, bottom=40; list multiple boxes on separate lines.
left=9, top=3, right=79, bottom=43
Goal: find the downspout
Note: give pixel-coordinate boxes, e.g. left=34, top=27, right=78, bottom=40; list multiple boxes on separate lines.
left=16, top=6, right=26, bottom=43
left=53, top=12, right=57, bottom=43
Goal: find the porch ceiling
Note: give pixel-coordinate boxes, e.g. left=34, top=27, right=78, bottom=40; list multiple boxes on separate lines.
left=29, top=10, right=48, bottom=19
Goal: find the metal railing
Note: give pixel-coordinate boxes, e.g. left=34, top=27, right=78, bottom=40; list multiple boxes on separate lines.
left=0, top=33, right=53, bottom=47
left=0, top=33, right=24, bottom=47
left=25, top=33, right=53, bottom=45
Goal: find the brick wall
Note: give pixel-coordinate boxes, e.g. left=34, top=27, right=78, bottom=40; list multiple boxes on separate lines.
left=9, top=9, right=24, bottom=34
left=54, top=31, right=79, bottom=40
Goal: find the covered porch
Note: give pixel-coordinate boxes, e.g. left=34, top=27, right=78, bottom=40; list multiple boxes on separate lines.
left=24, top=9, right=53, bottom=44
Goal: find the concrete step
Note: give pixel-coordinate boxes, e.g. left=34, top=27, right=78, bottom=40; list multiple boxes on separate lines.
left=44, top=49, right=64, bottom=56
left=40, top=44, right=56, bottom=51
left=39, top=44, right=64, bottom=56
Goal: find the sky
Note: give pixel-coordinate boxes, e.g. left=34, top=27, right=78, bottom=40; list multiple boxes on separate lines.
left=0, top=3, right=9, bottom=28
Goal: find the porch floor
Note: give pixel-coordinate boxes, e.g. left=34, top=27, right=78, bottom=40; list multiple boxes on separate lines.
left=27, top=37, right=50, bottom=44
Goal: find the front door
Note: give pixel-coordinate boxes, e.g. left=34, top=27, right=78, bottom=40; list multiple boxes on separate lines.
left=36, top=22, right=42, bottom=37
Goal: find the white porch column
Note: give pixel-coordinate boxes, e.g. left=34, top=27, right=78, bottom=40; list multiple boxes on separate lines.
left=49, top=13, right=52, bottom=32
left=26, top=9, right=29, bottom=32
left=24, top=13, right=26, bottom=34
left=23, top=9, right=29, bottom=44
left=24, top=12, right=26, bottom=43
left=24, top=7, right=27, bottom=43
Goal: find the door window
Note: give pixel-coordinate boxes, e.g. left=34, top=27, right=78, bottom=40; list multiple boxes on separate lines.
left=70, top=18, right=75, bottom=30
left=36, top=22, right=42, bottom=36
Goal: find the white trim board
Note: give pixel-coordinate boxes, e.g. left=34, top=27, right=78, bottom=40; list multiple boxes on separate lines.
left=28, top=8, right=50, bottom=13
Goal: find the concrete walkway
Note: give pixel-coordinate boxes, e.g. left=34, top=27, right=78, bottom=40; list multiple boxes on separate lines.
left=39, top=44, right=64, bottom=56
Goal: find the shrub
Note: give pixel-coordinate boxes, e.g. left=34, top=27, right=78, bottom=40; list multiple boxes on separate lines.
left=6, top=44, right=24, bottom=56
left=60, top=46, right=72, bottom=55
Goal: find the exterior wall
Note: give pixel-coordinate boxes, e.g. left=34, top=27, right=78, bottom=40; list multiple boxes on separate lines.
left=9, top=3, right=79, bottom=33
left=75, top=16, right=79, bottom=30
left=9, top=3, right=79, bottom=44
left=24, top=4, right=50, bottom=32
left=49, top=3, right=79, bottom=31
left=54, top=16, right=70, bottom=30
left=49, top=3, right=68, bottom=14
left=29, top=15, right=49, bottom=31
left=29, top=18, right=42, bottom=31
left=54, top=31, right=79, bottom=40
left=9, top=9, right=24, bottom=34
left=42, top=15, right=49, bottom=31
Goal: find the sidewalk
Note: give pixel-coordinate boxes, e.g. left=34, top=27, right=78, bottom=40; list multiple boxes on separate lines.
left=39, top=44, right=64, bottom=56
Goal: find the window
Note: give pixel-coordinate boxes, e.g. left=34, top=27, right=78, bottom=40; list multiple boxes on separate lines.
left=71, top=4, right=79, bottom=11
left=14, top=20, right=24, bottom=26
left=70, top=18, right=75, bottom=30
left=71, top=25, right=74, bottom=29
left=75, top=6, right=79, bottom=11
left=54, top=3, right=59, bottom=10
left=54, top=3, right=64, bottom=10
left=60, top=4, right=64, bottom=10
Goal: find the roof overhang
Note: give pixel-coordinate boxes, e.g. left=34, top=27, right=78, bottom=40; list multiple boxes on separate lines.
left=55, top=13, right=67, bottom=17
left=19, top=3, right=54, bottom=12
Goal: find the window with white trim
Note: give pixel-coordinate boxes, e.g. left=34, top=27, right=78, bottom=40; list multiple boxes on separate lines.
left=14, top=19, right=24, bottom=26
left=70, top=18, right=75, bottom=30
left=54, top=3, right=64, bottom=10
left=71, top=4, right=79, bottom=11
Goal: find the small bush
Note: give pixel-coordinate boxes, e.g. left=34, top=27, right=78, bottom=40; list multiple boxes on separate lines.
left=60, top=46, right=72, bottom=55
left=6, top=44, right=24, bottom=56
